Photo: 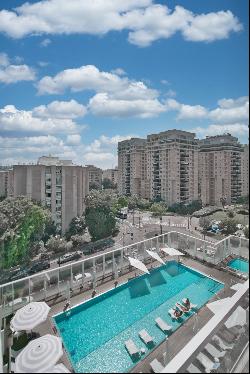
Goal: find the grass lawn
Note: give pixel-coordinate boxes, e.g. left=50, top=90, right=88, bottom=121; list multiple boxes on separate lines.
left=210, top=211, right=249, bottom=226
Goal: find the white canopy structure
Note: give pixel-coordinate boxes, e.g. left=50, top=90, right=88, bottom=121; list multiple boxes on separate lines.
left=74, top=273, right=92, bottom=282
left=225, top=306, right=247, bottom=328
left=206, top=298, right=231, bottom=314
left=161, top=247, right=185, bottom=257
left=15, top=335, right=63, bottom=373
left=11, top=302, right=50, bottom=332
left=128, top=257, right=150, bottom=274
left=42, top=363, right=71, bottom=373
left=146, top=250, right=165, bottom=265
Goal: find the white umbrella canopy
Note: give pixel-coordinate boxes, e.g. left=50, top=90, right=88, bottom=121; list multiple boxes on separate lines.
left=161, top=247, right=185, bottom=256
left=225, top=306, right=247, bottom=328
left=128, top=257, right=150, bottom=274
left=42, top=363, right=71, bottom=373
left=206, top=298, right=231, bottom=314
left=15, top=335, right=63, bottom=373
left=146, top=250, right=165, bottom=265
left=11, top=302, right=51, bottom=332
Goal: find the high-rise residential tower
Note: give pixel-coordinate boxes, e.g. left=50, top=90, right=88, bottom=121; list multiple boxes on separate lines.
left=199, top=134, right=243, bottom=206
left=146, top=130, right=199, bottom=204
left=241, top=144, right=249, bottom=198
left=10, top=156, right=89, bottom=233
left=118, top=138, right=148, bottom=198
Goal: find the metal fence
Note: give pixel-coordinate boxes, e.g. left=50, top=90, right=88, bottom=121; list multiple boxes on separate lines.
left=0, top=231, right=248, bottom=318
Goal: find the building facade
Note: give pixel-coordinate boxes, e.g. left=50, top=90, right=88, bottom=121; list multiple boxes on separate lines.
left=147, top=130, right=199, bottom=205
left=241, top=144, right=249, bottom=198
left=0, top=171, right=9, bottom=198
left=102, top=168, right=119, bottom=187
left=11, top=157, right=89, bottom=233
left=86, top=165, right=103, bottom=190
left=118, top=138, right=148, bottom=198
left=199, top=134, right=243, bottom=206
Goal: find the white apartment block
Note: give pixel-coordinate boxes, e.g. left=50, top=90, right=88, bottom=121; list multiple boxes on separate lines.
left=86, top=165, right=103, bottom=190
left=118, top=138, right=148, bottom=198
left=11, top=157, right=89, bottom=234
left=199, top=134, right=243, bottom=206
left=0, top=171, right=9, bottom=198
left=147, top=130, right=199, bottom=205
left=241, top=144, right=249, bottom=197
left=102, top=168, right=119, bottom=186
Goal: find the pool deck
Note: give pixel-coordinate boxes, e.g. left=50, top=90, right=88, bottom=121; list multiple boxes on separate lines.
left=34, top=256, right=245, bottom=373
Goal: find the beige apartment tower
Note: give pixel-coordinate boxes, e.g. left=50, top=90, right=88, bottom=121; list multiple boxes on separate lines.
left=102, top=168, right=119, bottom=186
left=11, top=157, right=89, bottom=233
left=118, top=138, right=148, bottom=198
left=199, top=134, right=243, bottom=206
left=86, top=165, right=103, bottom=190
left=147, top=130, right=199, bottom=204
left=241, top=144, right=249, bottom=197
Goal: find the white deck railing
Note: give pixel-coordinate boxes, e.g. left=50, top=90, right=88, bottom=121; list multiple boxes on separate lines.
left=0, top=232, right=248, bottom=318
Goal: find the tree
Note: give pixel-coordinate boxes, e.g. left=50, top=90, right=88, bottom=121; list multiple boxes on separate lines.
left=150, top=202, right=167, bottom=217
left=89, top=182, right=101, bottom=191
left=220, top=197, right=227, bottom=209
left=102, top=178, right=117, bottom=190
left=137, top=198, right=152, bottom=210
left=46, top=236, right=68, bottom=254
left=65, top=216, right=86, bottom=239
left=0, top=197, right=52, bottom=269
left=85, top=207, right=117, bottom=241
left=85, top=190, right=118, bottom=211
left=243, top=226, right=249, bottom=239
left=220, top=218, right=238, bottom=235
left=227, top=209, right=235, bottom=219
left=199, top=217, right=211, bottom=238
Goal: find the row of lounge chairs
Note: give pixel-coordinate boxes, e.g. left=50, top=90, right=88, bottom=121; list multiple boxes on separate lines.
left=169, top=299, right=197, bottom=320
left=125, top=318, right=173, bottom=358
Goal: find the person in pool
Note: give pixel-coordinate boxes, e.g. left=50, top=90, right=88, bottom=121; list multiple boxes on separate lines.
left=176, top=302, right=189, bottom=313
left=173, top=308, right=183, bottom=318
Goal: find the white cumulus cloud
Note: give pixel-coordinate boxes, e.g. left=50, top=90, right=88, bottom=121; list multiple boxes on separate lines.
left=0, top=53, right=36, bottom=84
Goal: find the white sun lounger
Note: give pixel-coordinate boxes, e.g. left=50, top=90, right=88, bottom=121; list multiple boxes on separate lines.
left=182, top=299, right=197, bottom=309
left=205, top=343, right=226, bottom=359
left=125, top=339, right=140, bottom=357
left=187, top=363, right=202, bottom=373
left=150, top=358, right=164, bottom=373
left=212, top=335, right=233, bottom=351
left=139, top=329, right=154, bottom=345
left=197, top=352, right=220, bottom=373
left=155, top=317, right=172, bottom=332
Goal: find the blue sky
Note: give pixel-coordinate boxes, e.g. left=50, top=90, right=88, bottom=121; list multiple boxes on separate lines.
left=0, top=0, right=248, bottom=168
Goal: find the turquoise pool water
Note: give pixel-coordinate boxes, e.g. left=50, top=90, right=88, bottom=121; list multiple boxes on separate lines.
left=54, top=262, right=223, bottom=373
left=228, top=258, right=249, bottom=273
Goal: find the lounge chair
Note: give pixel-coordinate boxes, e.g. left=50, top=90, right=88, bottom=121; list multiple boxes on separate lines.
left=212, top=335, right=233, bottom=351
left=150, top=358, right=164, bottom=373
left=218, top=328, right=237, bottom=344
left=186, top=363, right=202, bottom=373
left=168, top=309, right=183, bottom=320
left=196, top=352, right=220, bottom=373
left=155, top=317, right=172, bottom=332
left=205, top=343, right=226, bottom=360
left=125, top=339, right=140, bottom=357
left=176, top=302, right=189, bottom=314
left=182, top=299, right=197, bottom=309
left=139, top=329, right=154, bottom=345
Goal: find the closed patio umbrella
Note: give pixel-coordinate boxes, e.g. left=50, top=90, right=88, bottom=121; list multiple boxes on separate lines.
left=146, top=250, right=165, bottom=265
left=11, top=302, right=50, bottom=332
left=161, top=247, right=185, bottom=257
left=128, top=257, right=150, bottom=274
left=225, top=306, right=247, bottom=328
left=15, top=335, right=63, bottom=373
left=206, top=298, right=231, bottom=314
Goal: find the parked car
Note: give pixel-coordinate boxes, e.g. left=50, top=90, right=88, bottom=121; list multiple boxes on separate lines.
left=57, top=251, right=82, bottom=265
left=9, top=270, right=29, bottom=281
left=28, top=261, right=50, bottom=275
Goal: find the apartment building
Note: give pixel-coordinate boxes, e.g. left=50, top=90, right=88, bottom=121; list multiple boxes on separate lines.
left=147, top=130, right=199, bottom=204
left=118, top=138, right=148, bottom=198
left=241, top=144, right=249, bottom=197
left=11, top=157, right=89, bottom=233
left=199, top=134, right=243, bottom=206
left=102, top=168, right=119, bottom=186
left=0, top=171, right=9, bottom=198
left=86, top=165, right=103, bottom=190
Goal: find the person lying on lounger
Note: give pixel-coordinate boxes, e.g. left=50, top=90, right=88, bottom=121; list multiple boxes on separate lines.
left=183, top=298, right=191, bottom=309
left=173, top=308, right=183, bottom=318
left=176, top=302, right=189, bottom=313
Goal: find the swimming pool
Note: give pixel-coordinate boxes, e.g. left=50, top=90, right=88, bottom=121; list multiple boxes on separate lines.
left=227, top=258, right=249, bottom=273
left=54, top=261, right=223, bottom=373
